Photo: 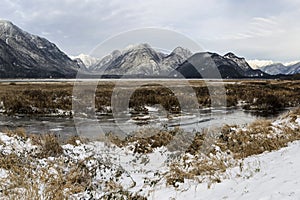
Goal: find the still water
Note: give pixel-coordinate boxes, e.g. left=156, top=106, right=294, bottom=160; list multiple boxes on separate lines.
left=0, top=107, right=287, bottom=139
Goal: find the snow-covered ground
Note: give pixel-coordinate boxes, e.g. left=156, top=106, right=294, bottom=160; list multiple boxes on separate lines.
left=0, top=109, right=300, bottom=199
left=151, top=140, right=300, bottom=200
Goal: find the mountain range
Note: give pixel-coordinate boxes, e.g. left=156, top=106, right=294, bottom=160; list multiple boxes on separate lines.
left=73, top=44, right=268, bottom=78
left=88, top=44, right=192, bottom=76
left=0, top=19, right=299, bottom=79
left=259, top=62, right=300, bottom=75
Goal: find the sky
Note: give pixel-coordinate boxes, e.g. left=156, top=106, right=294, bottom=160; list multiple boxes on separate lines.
left=1, top=0, right=300, bottom=62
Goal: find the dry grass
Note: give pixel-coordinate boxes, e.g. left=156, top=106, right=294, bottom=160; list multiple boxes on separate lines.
left=64, top=135, right=88, bottom=146
left=164, top=108, right=300, bottom=186
left=217, top=117, right=300, bottom=159
left=2, top=127, right=27, bottom=138
left=2, top=129, right=65, bottom=159
left=33, top=134, right=64, bottom=158
left=106, top=128, right=178, bottom=153
left=0, top=155, right=93, bottom=199
left=0, top=130, right=143, bottom=199
left=1, top=80, right=300, bottom=116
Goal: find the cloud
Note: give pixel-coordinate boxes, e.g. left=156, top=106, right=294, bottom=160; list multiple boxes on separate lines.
left=0, top=0, right=299, bottom=61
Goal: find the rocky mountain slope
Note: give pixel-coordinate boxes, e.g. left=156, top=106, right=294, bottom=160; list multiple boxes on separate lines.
left=90, top=44, right=192, bottom=76
left=260, top=62, right=300, bottom=75
left=171, top=52, right=267, bottom=78
left=260, top=63, right=288, bottom=75
left=90, top=44, right=267, bottom=79
left=0, top=20, right=81, bottom=78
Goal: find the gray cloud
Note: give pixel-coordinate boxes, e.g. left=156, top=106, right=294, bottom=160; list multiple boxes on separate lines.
left=0, top=0, right=299, bottom=61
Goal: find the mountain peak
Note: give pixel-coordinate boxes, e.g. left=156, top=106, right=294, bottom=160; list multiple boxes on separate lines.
left=171, top=47, right=192, bottom=58
left=224, top=52, right=241, bottom=59
left=0, top=20, right=80, bottom=78
left=124, top=43, right=152, bottom=52
left=223, top=52, right=252, bottom=71
left=0, top=19, right=17, bottom=33
left=0, top=19, right=13, bottom=26
left=70, top=54, right=99, bottom=68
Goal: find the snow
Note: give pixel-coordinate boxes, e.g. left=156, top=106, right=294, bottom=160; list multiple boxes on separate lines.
left=1, top=110, right=300, bottom=199
left=154, top=140, right=300, bottom=200
left=284, top=61, right=299, bottom=66
left=0, top=132, right=37, bottom=156
left=70, top=54, right=99, bottom=68
left=247, top=60, right=274, bottom=69
left=145, top=106, right=159, bottom=112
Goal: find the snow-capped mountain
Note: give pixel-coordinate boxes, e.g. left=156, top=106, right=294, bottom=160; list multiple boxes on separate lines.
left=161, top=47, right=192, bottom=69
left=90, top=50, right=121, bottom=72
left=259, top=62, right=300, bottom=75
left=70, top=54, right=99, bottom=68
left=247, top=60, right=274, bottom=69
left=224, top=52, right=253, bottom=72
left=172, top=52, right=267, bottom=79
left=90, top=44, right=268, bottom=78
left=285, top=62, right=300, bottom=74
left=0, top=20, right=82, bottom=78
left=260, top=63, right=288, bottom=75
left=72, top=57, right=88, bottom=72
left=91, top=44, right=191, bottom=76
left=246, top=59, right=300, bottom=75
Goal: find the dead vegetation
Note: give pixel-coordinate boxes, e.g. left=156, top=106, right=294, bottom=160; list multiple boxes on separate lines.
left=164, top=108, right=300, bottom=186
left=217, top=116, right=300, bottom=159
left=106, top=127, right=182, bottom=153
left=0, top=130, right=143, bottom=199
left=1, top=80, right=300, bottom=116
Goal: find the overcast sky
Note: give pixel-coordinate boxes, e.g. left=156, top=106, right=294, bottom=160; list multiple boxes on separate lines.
left=1, top=0, right=300, bottom=62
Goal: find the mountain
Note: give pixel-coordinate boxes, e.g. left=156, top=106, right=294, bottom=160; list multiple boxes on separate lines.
left=260, top=62, right=300, bottom=75
left=70, top=54, right=99, bottom=68
left=260, top=63, right=288, bottom=75
left=90, top=44, right=268, bottom=78
left=172, top=52, right=267, bottom=79
left=90, top=50, right=121, bottom=72
left=161, top=47, right=192, bottom=69
left=224, top=52, right=253, bottom=72
left=90, top=44, right=192, bottom=76
left=72, top=58, right=88, bottom=72
left=0, top=20, right=81, bottom=78
left=285, top=62, right=300, bottom=74
left=247, top=60, right=274, bottom=69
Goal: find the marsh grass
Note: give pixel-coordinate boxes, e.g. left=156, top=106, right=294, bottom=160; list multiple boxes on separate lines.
left=0, top=131, right=144, bottom=199
left=165, top=108, right=300, bottom=186
left=1, top=80, right=300, bottom=115
left=3, top=127, right=27, bottom=138
left=217, top=116, right=300, bottom=159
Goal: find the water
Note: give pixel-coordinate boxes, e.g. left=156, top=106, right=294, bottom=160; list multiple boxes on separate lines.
left=0, top=107, right=288, bottom=139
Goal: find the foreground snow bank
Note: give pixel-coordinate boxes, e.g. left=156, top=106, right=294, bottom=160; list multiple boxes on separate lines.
left=151, top=140, right=300, bottom=199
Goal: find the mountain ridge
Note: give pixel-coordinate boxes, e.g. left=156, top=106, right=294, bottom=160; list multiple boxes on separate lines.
left=90, top=43, right=192, bottom=76
left=1, top=20, right=298, bottom=79
left=260, top=62, right=300, bottom=75
left=0, top=20, right=82, bottom=78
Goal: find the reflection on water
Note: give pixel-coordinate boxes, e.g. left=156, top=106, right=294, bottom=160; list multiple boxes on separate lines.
left=0, top=107, right=290, bottom=139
